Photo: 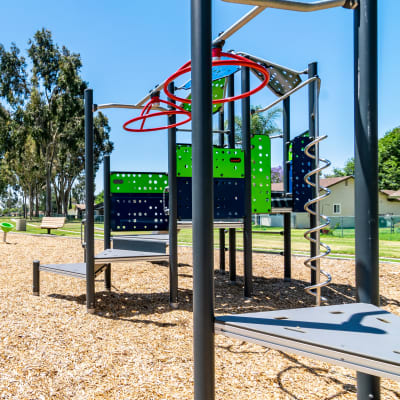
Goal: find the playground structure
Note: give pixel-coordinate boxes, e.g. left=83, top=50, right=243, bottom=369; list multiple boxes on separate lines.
left=30, top=0, right=400, bottom=398
left=32, top=23, right=335, bottom=309
left=188, top=1, right=400, bottom=400
left=0, top=222, right=13, bottom=243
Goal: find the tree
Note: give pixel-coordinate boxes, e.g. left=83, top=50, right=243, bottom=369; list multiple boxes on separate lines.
left=378, top=127, right=400, bottom=190
left=0, top=29, right=113, bottom=216
left=325, top=157, right=354, bottom=178
left=233, top=106, right=282, bottom=143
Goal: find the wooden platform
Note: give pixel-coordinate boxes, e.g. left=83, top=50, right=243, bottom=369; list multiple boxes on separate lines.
left=215, top=303, right=400, bottom=380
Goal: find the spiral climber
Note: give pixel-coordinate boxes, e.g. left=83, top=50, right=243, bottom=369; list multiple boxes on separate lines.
left=303, top=135, right=332, bottom=306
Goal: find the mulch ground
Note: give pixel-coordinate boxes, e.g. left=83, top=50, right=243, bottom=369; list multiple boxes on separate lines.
left=0, top=232, right=399, bottom=399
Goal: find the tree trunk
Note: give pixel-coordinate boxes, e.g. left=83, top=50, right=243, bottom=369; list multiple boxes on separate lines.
left=46, top=165, right=52, bottom=216
left=29, top=185, right=34, bottom=220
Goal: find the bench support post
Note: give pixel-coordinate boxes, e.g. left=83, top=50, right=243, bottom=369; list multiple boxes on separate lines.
left=33, top=260, right=40, bottom=295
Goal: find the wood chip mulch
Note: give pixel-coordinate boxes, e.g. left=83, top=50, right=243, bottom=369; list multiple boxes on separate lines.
left=0, top=233, right=399, bottom=399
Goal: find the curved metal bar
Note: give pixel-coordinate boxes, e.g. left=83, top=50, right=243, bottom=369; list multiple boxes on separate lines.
left=255, top=77, right=319, bottom=113
left=222, top=0, right=355, bottom=12
left=95, top=103, right=167, bottom=112
left=213, top=6, right=267, bottom=44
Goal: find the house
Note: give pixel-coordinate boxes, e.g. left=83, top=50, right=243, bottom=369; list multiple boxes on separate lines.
left=70, top=203, right=104, bottom=220
left=269, top=176, right=400, bottom=228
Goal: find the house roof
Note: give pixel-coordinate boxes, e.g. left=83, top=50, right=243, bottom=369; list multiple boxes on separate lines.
left=271, top=176, right=353, bottom=192
left=389, top=190, right=400, bottom=199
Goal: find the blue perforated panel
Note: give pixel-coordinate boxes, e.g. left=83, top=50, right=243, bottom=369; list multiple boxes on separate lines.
left=292, top=135, right=313, bottom=212
left=110, top=193, right=169, bottom=231
left=177, top=177, right=245, bottom=220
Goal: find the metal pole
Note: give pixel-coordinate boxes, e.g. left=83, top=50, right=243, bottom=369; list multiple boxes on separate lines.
left=221, top=0, right=353, bottom=12
left=354, top=0, right=380, bottom=398
left=168, top=82, right=179, bottom=308
left=191, top=0, right=215, bottom=398
left=213, top=6, right=266, bottom=44
left=242, top=66, right=253, bottom=298
left=283, top=97, right=291, bottom=281
left=85, top=88, right=95, bottom=313
left=103, top=154, right=111, bottom=291
left=308, top=62, right=318, bottom=287
left=33, top=260, right=40, bottom=295
left=218, top=109, right=226, bottom=274
left=227, top=75, right=237, bottom=283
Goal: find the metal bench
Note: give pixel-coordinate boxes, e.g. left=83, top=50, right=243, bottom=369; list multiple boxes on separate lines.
left=40, top=217, right=66, bottom=234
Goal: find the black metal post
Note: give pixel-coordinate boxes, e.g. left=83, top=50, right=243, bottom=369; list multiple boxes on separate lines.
left=227, top=74, right=237, bottom=283
left=354, top=0, right=380, bottom=398
left=283, top=97, right=291, bottom=281
left=33, top=260, right=40, bottom=295
left=103, top=154, right=111, bottom=291
left=308, top=62, right=318, bottom=287
left=168, top=82, right=179, bottom=308
left=85, top=89, right=95, bottom=313
left=242, top=66, right=252, bottom=298
left=191, top=0, right=214, bottom=398
left=218, top=109, right=226, bottom=274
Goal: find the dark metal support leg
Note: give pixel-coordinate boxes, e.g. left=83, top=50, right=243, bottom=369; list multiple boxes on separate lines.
left=283, top=97, right=291, bottom=281
left=229, top=228, right=236, bottom=283
left=168, top=82, right=179, bottom=308
left=85, top=88, right=96, bottom=313
left=33, top=260, right=40, bottom=295
left=227, top=75, right=237, bottom=283
left=242, top=66, right=252, bottom=298
left=308, top=62, right=318, bottom=287
left=104, top=264, right=111, bottom=291
left=283, top=214, right=291, bottom=281
left=103, top=154, right=112, bottom=291
left=191, top=0, right=215, bottom=398
left=218, top=109, right=226, bottom=274
left=354, top=0, right=380, bottom=398
left=219, top=229, right=226, bottom=274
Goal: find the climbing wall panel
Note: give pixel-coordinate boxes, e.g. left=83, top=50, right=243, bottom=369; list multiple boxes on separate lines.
left=110, top=193, right=168, bottom=231
left=176, top=145, right=244, bottom=178
left=291, top=135, right=313, bottom=212
left=110, top=172, right=168, bottom=194
left=177, top=177, right=245, bottom=220
left=250, top=135, right=272, bottom=214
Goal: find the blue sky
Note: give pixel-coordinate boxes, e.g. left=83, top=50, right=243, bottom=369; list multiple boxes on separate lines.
left=0, top=1, right=398, bottom=193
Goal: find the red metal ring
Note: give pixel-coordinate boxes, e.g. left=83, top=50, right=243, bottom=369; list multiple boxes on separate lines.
left=163, top=52, right=270, bottom=104
left=123, top=97, right=191, bottom=133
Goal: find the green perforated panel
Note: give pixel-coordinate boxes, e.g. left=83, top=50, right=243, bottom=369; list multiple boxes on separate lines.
left=182, top=77, right=226, bottom=114
left=176, top=145, right=244, bottom=178
left=251, top=135, right=271, bottom=213
left=110, top=172, right=168, bottom=194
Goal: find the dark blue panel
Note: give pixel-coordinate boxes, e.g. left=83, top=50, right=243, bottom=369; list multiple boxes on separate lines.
left=291, top=135, right=313, bottom=212
left=111, top=193, right=169, bottom=231
left=177, top=177, right=245, bottom=219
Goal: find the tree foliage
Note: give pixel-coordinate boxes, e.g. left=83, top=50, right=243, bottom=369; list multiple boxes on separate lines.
left=0, top=29, right=113, bottom=217
left=325, top=157, right=354, bottom=178
left=378, top=127, right=400, bottom=190
left=233, top=106, right=282, bottom=143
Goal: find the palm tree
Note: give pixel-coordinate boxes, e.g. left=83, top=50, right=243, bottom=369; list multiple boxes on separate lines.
left=234, top=106, right=282, bottom=144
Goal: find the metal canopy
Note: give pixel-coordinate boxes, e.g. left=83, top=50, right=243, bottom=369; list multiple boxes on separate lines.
left=236, top=51, right=304, bottom=96
left=215, top=303, right=400, bottom=380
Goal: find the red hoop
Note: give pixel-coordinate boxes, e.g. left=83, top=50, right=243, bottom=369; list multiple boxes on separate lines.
left=123, top=96, right=191, bottom=132
left=163, top=52, right=270, bottom=104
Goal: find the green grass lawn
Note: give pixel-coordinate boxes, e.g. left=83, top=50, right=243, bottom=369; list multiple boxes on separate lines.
left=1, top=217, right=399, bottom=261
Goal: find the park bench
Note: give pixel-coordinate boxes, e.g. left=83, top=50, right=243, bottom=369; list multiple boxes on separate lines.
left=40, top=217, right=66, bottom=234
